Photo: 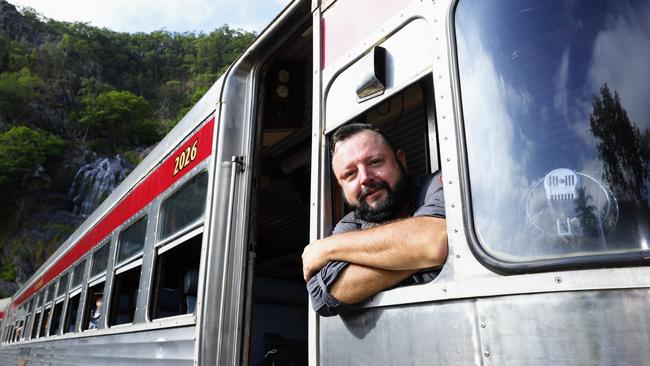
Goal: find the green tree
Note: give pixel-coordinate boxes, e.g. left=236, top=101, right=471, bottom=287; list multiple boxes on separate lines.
left=0, top=68, right=45, bottom=122
left=76, top=90, right=160, bottom=149
left=0, top=126, right=66, bottom=189
left=589, top=84, right=649, bottom=205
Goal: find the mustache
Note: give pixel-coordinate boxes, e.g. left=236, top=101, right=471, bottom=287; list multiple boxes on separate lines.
left=358, top=181, right=390, bottom=201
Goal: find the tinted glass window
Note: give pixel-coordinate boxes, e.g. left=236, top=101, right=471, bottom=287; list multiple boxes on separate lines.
left=72, top=259, right=86, bottom=288
left=91, top=243, right=110, bottom=277
left=160, top=172, right=208, bottom=240
left=57, top=273, right=69, bottom=297
left=456, top=0, right=650, bottom=261
left=117, top=216, right=147, bottom=263
left=45, top=285, right=54, bottom=303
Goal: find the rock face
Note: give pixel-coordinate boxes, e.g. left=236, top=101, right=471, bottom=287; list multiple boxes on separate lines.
left=0, top=0, right=56, bottom=46
left=69, top=155, right=134, bottom=217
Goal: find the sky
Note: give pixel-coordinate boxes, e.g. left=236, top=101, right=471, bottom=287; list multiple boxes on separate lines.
left=8, top=0, right=291, bottom=34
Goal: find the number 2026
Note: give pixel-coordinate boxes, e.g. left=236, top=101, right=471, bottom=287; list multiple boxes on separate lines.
left=173, top=140, right=198, bottom=176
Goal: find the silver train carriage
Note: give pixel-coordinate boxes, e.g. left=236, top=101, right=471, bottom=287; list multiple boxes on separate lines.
left=1, top=0, right=649, bottom=365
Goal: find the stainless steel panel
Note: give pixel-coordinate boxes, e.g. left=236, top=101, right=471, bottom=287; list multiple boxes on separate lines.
left=325, top=18, right=433, bottom=132
left=477, top=289, right=650, bottom=366
left=320, top=300, right=480, bottom=366
left=0, top=325, right=196, bottom=365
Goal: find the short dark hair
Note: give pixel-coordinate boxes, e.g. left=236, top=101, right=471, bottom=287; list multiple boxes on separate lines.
left=330, top=123, right=395, bottom=157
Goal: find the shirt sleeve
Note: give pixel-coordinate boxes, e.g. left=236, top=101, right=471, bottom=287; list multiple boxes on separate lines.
left=306, top=261, right=350, bottom=317
left=332, top=211, right=362, bottom=234
left=412, top=173, right=445, bottom=218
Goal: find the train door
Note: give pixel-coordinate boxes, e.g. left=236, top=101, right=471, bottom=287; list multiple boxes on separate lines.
left=310, top=0, right=462, bottom=364
left=198, top=2, right=313, bottom=365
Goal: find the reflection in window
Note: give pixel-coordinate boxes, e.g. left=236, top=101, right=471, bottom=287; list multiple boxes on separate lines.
left=456, top=0, right=650, bottom=261
left=91, top=243, right=109, bottom=277
left=117, top=216, right=147, bottom=263
left=72, top=260, right=86, bottom=288
left=160, top=172, right=208, bottom=240
left=57, top=273, right=69, bottom=297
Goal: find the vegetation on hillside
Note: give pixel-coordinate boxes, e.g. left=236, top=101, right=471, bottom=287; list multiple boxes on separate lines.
left=0, top=0, right=256, bottom=293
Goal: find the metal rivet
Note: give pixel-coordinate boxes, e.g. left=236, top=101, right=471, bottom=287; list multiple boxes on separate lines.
left=448, top=181, right=452, bottom=185
left=454, top=229, right=458, bottom=233
left=456, top=254, right=461, bottom=259
left=446, top=158, right=451, bottom=162
left=484, top=351, right=490, bottom=357
left=480, top=323, right=486, bottom=328
left=555, top=276, right=563, bottom=284
left=442, top=287, right=447, bottom=293
left=444, top=136, right=448, bottom=140
left=451, top=204, right=455, bottom=208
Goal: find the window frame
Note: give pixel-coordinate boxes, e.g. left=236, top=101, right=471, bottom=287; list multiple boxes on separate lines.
left=451, top=0, right=650, bottom=274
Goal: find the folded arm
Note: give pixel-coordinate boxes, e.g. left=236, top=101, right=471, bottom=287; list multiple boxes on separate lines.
left=302, top=216, right=448, bottom=281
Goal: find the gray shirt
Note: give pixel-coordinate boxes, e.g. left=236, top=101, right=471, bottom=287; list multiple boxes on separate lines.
left=307, top=173, right=445, bottom=317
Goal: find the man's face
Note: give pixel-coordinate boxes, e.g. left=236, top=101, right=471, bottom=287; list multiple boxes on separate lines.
left=332, top=130, right=409, bottom=222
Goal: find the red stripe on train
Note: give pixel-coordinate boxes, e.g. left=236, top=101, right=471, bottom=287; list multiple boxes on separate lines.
left=321, top=0, right=413, bottom=69
left=13, top=118, right=216, bottom=307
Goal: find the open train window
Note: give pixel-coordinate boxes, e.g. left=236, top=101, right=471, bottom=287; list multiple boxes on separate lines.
left=150, top=232, right=201, bottom=320
left=64, top=259, right=85, bottom=333
left=109, top=216, right=147, bottom=326
left=30, top=293, right=42, bottom=339
left=39, top=284, right=55, bottom=337
left=21, top=298, right=33, bottom=341
left=83, top=242, right=109, bottom=331
left=49, top=272, right=69, bottom=336
left=320, top=77, right=443, bottom=304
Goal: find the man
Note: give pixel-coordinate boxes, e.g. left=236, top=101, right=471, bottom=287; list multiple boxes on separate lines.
left=303, top=123, right=448, bottom=316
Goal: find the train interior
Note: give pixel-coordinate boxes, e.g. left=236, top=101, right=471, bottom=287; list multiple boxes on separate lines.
left=245, top=13, right=437, bottom=363
left=245, top=19, right=312, bottom=366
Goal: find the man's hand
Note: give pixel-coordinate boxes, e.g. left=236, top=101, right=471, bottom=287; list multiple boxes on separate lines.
left=302, top=239, right=331, bottom=281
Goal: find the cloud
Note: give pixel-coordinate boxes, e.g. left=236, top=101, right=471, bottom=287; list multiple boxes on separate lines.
left=586, top=1, right=650, bottom=129
left=457, top=20, right=535, bottom=257
left=10, top=0, right=286, bottom=33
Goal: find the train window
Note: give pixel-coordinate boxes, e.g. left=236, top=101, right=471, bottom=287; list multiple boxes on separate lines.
left=45, top=284, right=54, bottom=303
left=117, top=216, right=147, bottom=264
left=456, top=0, right=650, bottom=265
left=30, top=294, right=42, bottom=339
left=83, top=243, right=108, bottom=331
left=71, top=259, right=86, bottom=287
left=150, top=233, right=201, bottom=320
left=64, top=260, right=86, bottom=333
left=109, top=216, right=147, bottom=326
left=21, top=298, right=33, bottom=341
left=90, top=243, right=109, bottom=277
left=159, top=171, right=208, bottom=240
left=109, top=264, right=140, bottom=326
left=39, top=306, right=50, bottom=338
left=64, top=292, right=80, bottom=333
left=49, top=299, right=63, bottom=336
left=82, top=281, right=105, bottom=331
left=57, top=272, right=69, bottom=297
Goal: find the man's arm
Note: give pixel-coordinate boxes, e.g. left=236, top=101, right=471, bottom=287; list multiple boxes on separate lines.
left=328, top=264, right=417, bottom=304
left=302, top=216, right=448, bottom=281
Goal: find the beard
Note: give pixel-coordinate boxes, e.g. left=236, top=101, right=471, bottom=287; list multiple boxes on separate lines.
left=352, top=164, right=411, bottom=224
